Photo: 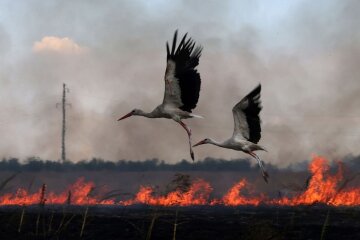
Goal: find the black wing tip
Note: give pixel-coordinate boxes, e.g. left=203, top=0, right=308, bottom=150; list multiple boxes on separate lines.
left=255, top=83, right=261, bottom=93
left=166, top=42, right=170, bottom=57
left=166, top=30, right=202, bottom=61
left=192, top=45, right=203, bottom=58
left=244, top=84, right=262, bottom=109
left=166, top=30, right=202, bottom=112
left=244, top=83, right=263, bottom=143
left=250, top=83, right=261, bottom=95
left=171, top=30, right=178, bottom=55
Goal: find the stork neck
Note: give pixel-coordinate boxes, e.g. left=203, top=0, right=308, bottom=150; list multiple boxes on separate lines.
left=137, top=110, right=158, bottom=118
left=208, top=139, right=224, bottom=147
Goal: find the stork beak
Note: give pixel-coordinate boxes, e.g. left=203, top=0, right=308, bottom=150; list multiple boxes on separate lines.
left=193, top=139, right=206, bottom=147
left=118, top=112, right=133, bottom=121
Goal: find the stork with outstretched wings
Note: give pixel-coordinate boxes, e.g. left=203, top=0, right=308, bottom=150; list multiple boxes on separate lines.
left=193, top=84, right=269, bottom=183
left=118, top=30, right=203, bottom=161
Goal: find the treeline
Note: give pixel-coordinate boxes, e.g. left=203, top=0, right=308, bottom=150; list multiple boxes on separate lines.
left=0, top=155, right=359, bottom=172
left=0, top=157, right=279, bottom=172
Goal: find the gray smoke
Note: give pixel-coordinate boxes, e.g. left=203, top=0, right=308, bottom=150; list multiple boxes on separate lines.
left=0, top=0, right=359, bottom=166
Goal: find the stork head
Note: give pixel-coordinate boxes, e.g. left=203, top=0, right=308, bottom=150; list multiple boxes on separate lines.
left=193, top=138, right=211, bottom=147
left=117, top=109, right=142, bottom=121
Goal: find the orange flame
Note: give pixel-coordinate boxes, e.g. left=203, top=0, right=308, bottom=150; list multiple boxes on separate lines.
left=0, top=156, right=359, bottom=207
left=213, top=179, right=265, bottom=206
left=273, top=156, right=360, bottom=206
left=0, top=177, right=115, bottom=205
left=121, top=179, right=212, bottom=206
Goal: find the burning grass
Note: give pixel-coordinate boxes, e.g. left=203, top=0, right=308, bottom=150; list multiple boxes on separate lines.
left=0, top=155, right=359, bottom=207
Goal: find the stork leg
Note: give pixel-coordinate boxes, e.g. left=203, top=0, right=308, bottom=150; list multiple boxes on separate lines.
left=178, top=121, right=194, bottom=161
left=249, top=152, right=269, bottom=183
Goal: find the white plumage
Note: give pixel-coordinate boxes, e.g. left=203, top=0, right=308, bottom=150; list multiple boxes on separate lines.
left=118, top=30, right=203, bottom=161
left=193, top=84, right=269, bottom=183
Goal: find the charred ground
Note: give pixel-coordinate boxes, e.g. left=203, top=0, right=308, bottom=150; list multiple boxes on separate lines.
left=0, top=205, right=359, bottom=240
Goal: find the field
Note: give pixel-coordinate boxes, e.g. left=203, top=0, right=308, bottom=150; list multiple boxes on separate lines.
left=0, top=157, right=360, bottom=239
left=0, top=205, right=359, bottom=240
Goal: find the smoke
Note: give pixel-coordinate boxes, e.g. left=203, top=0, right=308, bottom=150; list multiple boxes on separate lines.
left=0, top=0, right=359, bottom=166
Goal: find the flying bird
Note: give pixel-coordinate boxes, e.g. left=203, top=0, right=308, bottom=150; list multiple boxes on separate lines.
left=193, top=84, right=269, bottom=182
left=118, top=30, right=203, bottom=161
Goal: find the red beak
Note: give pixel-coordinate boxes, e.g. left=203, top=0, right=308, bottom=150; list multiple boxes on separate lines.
left=117, top=112, right=133, bottom=121
left=193, top=139, right=206, bottom=147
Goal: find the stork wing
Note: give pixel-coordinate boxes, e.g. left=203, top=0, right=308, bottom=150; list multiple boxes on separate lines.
left=163, top=30, right=202, bottom=112
left=232, top=84, right=262, bottom=143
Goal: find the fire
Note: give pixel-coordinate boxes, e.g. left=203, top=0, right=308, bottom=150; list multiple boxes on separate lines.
left=273, top=156, right=360, bottom=206
left=215, top=179, right=265, bottom=206
left=121, top=179, right=212, bottom=206
left=0, top=156, right=359, bottom=207
left=0, top=178, right=115, bottom=205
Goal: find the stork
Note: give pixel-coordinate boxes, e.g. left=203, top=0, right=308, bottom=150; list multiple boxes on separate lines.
left=118, top=30, right=203, bottom=161
left=193, top=84, right=269, bottom=183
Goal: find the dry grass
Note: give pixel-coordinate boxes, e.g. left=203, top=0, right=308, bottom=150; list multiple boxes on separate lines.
left=80, top=205, right=89, bottom=237
left=80, top=186, right=95, bottom=237
left=18, top=205, right=25, bottom=233
left=146, top=209, right=158, bottom=240
left=320, top=210, right=330, bottom=240
left=35, top=183, right=46, bottom=236
left=172, top=209, right=179, bottom=240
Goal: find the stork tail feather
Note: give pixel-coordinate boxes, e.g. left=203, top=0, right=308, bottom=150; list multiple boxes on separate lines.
left=189, top=113, right=203, bottom=119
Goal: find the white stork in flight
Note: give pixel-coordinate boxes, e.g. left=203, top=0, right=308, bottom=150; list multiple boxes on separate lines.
left=193, top=84, right=269, bottom=183
left=118, top=30, right=203, bottom=161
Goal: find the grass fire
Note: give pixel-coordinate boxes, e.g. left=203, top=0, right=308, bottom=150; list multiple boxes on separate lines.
left=0, top=155, right=360, bottom=239
left=0, top=156, right=359, bottom=207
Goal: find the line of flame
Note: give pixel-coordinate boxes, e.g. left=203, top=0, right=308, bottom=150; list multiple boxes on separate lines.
left=0, top=156, right=359, bottom=207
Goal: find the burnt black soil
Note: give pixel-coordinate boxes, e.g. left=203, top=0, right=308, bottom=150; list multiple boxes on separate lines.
left=0, top=205, right=359, bottom=240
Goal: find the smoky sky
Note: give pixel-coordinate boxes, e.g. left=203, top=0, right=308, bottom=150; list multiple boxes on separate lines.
left=0, top=0, right=359, bottom=166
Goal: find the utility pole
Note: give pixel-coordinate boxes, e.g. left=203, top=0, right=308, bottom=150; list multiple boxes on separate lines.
left=57, top=83, right=70, bottom=162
